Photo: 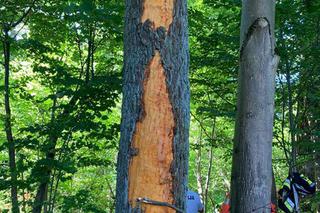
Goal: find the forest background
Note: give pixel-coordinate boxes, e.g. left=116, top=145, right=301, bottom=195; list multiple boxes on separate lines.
left=1, top=0, right=320, bottom=212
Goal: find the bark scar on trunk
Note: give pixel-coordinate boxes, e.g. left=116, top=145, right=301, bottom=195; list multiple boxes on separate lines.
left=141, top=0, right=174, bottom=30
left=128, top=52, right=176, bottom=212
left=240, top=17, right=272, bottom=58
left=128, top=0, right=178, bottom=211
left=116, top=0, right=189, bottom=211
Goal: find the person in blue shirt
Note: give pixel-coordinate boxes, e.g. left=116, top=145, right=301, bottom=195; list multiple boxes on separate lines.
left=186, top=190, right=204, bottom=213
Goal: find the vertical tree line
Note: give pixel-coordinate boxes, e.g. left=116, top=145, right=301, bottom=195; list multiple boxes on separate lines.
left=1, top=1, right=36, bottom=212
left=231, top=0, right=279, bottom=212
left=1, top=0, right=320, bottom=212
left=116, top=0, right=190, bottom=211
left=1, top=0, right=123, bottom=212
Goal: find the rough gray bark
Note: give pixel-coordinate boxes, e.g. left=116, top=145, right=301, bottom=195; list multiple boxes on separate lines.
left=230, top=0, right=279, bottom=212
left=115, top=0, right=190, bottom=212
left=3, top=27, right=20, bottom=213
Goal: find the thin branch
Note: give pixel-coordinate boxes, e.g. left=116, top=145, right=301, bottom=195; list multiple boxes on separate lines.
left=279, top=72, right=291, bottom=166
left=12, top=21, right=28, bottom=40
left=204, top=118, right=216, bottom=212
left=10, top=0, right=37, bottom=28
left=209, top=87, right=236, bottom=108
left=48, top=127, right=74, bottom=212
left=191, top=111, right=214, bottom=142
left=195, top=129, right=204, bottom=201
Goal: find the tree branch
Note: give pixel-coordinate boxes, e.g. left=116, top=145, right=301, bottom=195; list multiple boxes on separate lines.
left=190, top=111, right=214, bottom=143
left=11, top=0, right=37, bottom=28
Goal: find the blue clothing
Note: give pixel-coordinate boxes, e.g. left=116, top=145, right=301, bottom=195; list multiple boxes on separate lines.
left=186, top=190, right=204, bottom=213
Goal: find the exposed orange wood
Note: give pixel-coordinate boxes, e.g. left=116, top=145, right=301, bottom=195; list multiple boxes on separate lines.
left=128, top=52, right=175, bottom=212
left=141, top=0, right=174, bottom=30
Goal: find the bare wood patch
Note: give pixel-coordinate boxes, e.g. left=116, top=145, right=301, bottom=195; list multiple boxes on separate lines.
left=142, top=0, right=174, bottom=30
left=128, top=52, right=175, bottom=212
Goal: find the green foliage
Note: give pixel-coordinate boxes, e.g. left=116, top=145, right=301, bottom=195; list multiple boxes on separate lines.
left=187, top=0, right=240, bottom=210
left=1, top=0, right=123, bottom=211
left=60, top=189, right=105, bottom=213
left=188, top=0, right=320, bottom=211
left=1, top=0, right=320, bottom=212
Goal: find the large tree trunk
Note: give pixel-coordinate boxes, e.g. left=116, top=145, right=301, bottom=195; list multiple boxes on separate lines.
left=3, top=28, right=20, bottom=213
left=230, top=0, right=279, bottom=212
left=115, top=0, right=190, bottom=212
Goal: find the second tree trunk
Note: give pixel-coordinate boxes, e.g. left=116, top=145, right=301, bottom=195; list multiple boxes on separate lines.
left=231, top=0, right=279, bottom=212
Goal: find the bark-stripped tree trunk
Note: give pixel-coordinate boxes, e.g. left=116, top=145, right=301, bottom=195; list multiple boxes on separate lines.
left=115, top=0, right=189, bottom=212
left=3, top=27, right=20, bottom=213
left=230, top=0, right=279, bottom=212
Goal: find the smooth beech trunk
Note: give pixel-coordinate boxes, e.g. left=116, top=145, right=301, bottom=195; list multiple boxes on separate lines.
left=115, top=0, right=189, bottom=212
left=231, top=0, right=279, bottom=212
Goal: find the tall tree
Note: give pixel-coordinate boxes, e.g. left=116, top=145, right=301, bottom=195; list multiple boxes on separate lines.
left=2, top=23, right=20, bottom=213
left=29, top=1, right=122, bottom=212
left=230, top=0, right=279, bottom=212
left=115, top=0, right=190, bottom=212
left=1, top=1, right=36, bottom=212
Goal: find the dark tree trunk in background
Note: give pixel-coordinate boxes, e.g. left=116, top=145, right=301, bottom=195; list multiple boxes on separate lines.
left=33, top=21, right=96, bottom=211
left=231, top=0, right=279, bottom=212
left=115, top=0, right=190, bottom=212
left=196, top=129, right=204, bottom=201
left=1, top=3, right=35, bottom=212
left=32, top=96, right=58, bottom=213
left=285, top=60, right=297, bottom=173
left=3, top=28, right=20, bottom=213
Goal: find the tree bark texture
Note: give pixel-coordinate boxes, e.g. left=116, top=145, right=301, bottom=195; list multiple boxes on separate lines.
left=3, top=28, right=20, bottom=213
left=231, top=0, right=279, bottom=212
left=115, top=0, right=189, bottom=212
